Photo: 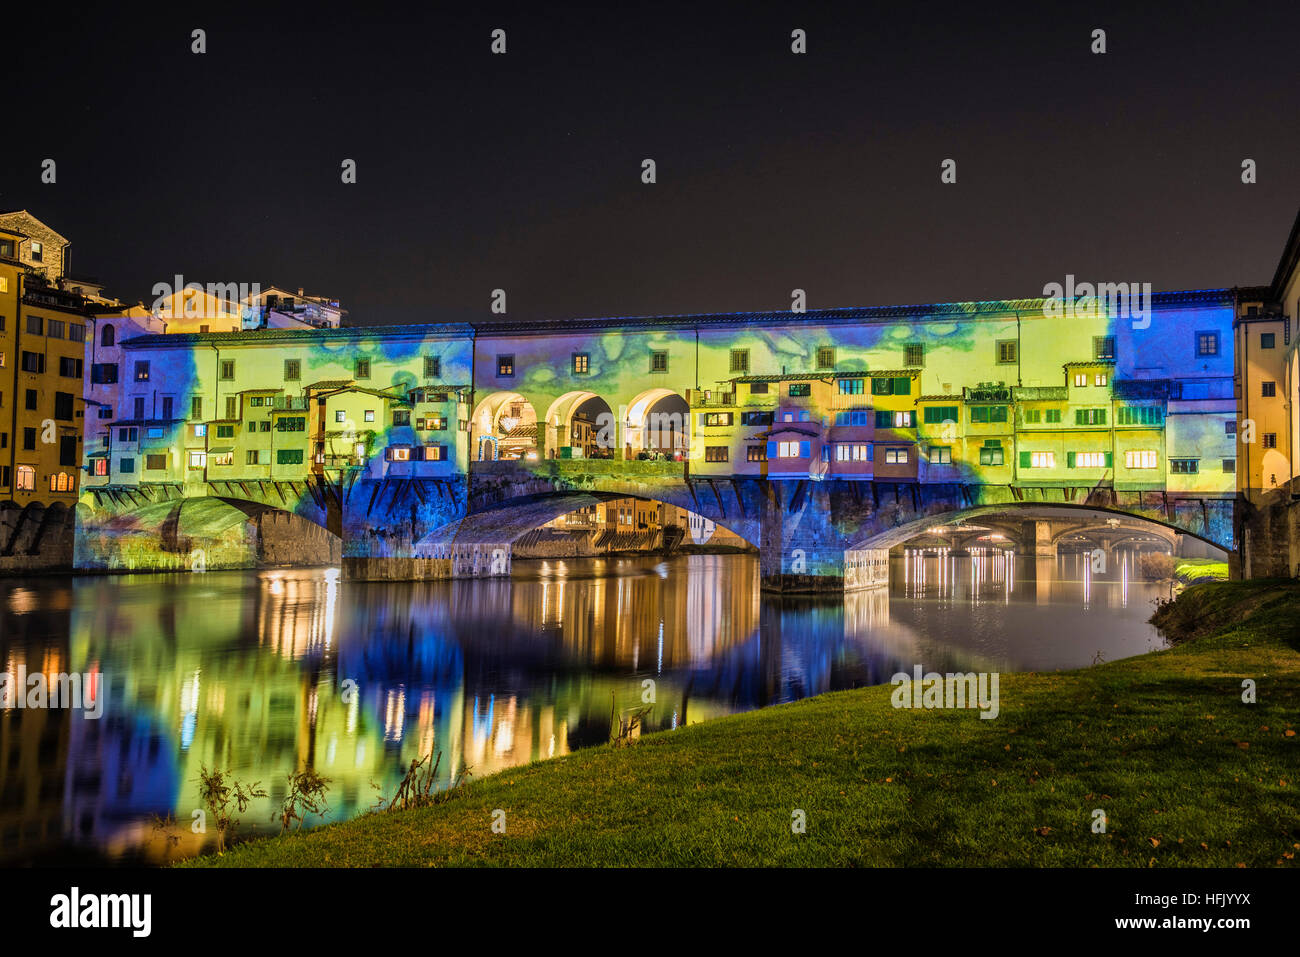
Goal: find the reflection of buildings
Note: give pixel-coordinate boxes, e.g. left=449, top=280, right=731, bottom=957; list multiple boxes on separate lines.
left=524, top=500, right=751, bottom=557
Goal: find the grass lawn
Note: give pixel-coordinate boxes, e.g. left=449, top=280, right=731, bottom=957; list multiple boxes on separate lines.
left=186, top=581, right=1300, bottom=868
left=1174, top=558, right=1231, bottom=583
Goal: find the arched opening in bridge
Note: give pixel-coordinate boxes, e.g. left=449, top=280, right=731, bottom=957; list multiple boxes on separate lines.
left=471, top=392, right=539, bottom=462
left=542, top=392, right=614, bottom=460
left=624, top=389, right=689, bottom=460
left=514, top=497, right=757, bottom=558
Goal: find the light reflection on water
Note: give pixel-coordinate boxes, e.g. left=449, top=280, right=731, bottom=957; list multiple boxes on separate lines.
left=0, top=552, right=1166, bottom=863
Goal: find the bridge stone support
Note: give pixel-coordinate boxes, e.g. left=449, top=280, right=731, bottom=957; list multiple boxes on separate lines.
left=1232, top=492, right=1300, bottom=580
left=1033, top=520, right=1055, bottom=558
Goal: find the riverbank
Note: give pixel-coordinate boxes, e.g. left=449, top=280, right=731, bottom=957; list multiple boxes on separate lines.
left=185, top=580, right=1300, bottom=868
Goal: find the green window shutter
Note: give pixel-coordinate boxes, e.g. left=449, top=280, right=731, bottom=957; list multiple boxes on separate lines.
left=1067, top=451, right=1076, bottom=468
left=893, top=377, right=911, bottom=395
left=1019, top=451, right=1031, bottom=469
left=1105, top=452, right=1113, bottom=468
left=1098, top=409, right=1107, bottom=425
left=1074, top=409, right=1084, bottom=425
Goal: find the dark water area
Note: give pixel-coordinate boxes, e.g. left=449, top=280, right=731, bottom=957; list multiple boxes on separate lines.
left=0, top=551, right=1167, bottom=863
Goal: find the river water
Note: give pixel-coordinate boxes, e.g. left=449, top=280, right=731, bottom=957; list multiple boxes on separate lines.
left=0, top=551, right=1168, bottom=863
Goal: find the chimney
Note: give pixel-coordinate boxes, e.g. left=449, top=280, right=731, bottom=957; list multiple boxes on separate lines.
left=297, top=287, right=304, bottom=297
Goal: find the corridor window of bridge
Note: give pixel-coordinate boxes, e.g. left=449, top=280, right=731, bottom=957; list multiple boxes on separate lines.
left=705, top=446, right=728, bottom=462
left=572, top=353, right=589, bottom=374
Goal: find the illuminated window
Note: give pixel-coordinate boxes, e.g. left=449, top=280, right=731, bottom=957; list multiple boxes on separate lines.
left=884, top=448, right=908, bottom=465
left=572, top=353, right=589, bottom=374
left=705, top=446, right=729, bottom=462
left=30, top=241, right=43, bottom=262
left=1094, top=373, right=1108, bottom=386
left=1124, top=450, right=1158, bottom=469
left=16, top=465, right=35, bottom=490
left=1094, top=336, right=1116, bottom=360
left=1020, top=451, right=1055, bottom=468
left=1073, top=373, right=1088, bottom=387
left=188, top=452, right=207, bottom=469
left=422, top=445, right=447, bottom=461
left=387, top=447, right=412, bottom=462
left=92, top=458, right=108, bottom=476
left=929, top=446, right=952, bottom=464
left=836, top=443, right=870, bottom=462
left=364, top=410, right=375, bottom=423
left=838, top=378, right=864, bottom=395
left=701, top=412, right=732, bottom=427
left=194, top=423, right=207, bottom=437
left=777, top=441, right=807, bottom=458
left=1196, top=331, right=1219, bottom=356
left=1262, top=433, right=1277, bottom=448
left=746, top=445, right=767, bottom=462
left=1073, top=452, right=1106, bottom=468
left=497, top=354, right=514, bottom=377
left=48, top=471, right=72, bottom=492
left=1262, top=381, right=1276, bottom=397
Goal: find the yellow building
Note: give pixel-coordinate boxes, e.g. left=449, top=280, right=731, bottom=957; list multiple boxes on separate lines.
left=1, top=221, right=88, bottom=504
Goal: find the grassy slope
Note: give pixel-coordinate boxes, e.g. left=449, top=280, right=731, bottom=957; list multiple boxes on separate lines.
left=189, top=582, right=1300, bottom=868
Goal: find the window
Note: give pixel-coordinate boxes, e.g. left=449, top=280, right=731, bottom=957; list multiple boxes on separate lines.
left=837, top=378, right=864, bottom=395
left=1075, top=408, right=1107, bottom=425
left=928, top=446, right=952, bottom=464
left=118, top=457, right=135, bottom=474
left=188, top=452, right=207, bottom=469
left=145, top=454, right=167, bottom=470
left=30, top=241, right=43, bottom=262
left=1023, top=409, right=1041, bottom=424
left=836, top=443, right=870, bottom=462
left=364, top=410, right=375, bottom=423
left=284, top=359, right=301, bottom=381
left=335, top=410, right=347, bottom=423
left=16, top=465, right=35, bottom=490
left=119, top=427, right=139, bottom=442
left=1125, top=450, right=1158, bottom=469
left=1170, top=458, right=1199, bottom=474
left=54, top=392, right=74, bottom=420
left=1045, top=409, right=1062, bottom=423
left=422, top=445, right=448, bottom=461
left=746, top=445, right=767, bottom=462
left=884, top=448, right=908, bottom=465
left=47, top=319, right=65, bottom=339
left=244, top=450, right=262, bottom=466
left=101, top=324, right=115, bottom=347
left=421, top=415, right=448, bottom=431
left=1094, top=336, right=1116, bottom=360
left=788, top=383, right=811, bottom=397
left=56, top=356, right=82, bottom=378
left=277, top=449, right=305, bottom=465
left=26, top=315, right=43, bottom=336
left=997, top=340, right=1017, bottom=364
left=1073, top=452, right=1107, bottom=468
left=1073, top=373, right=1088, bottom=387
left=705, top=446, right=729, bottom=462
left=729, top=349, right=750, bottom=373
left=817, top=346, right=836, bottom=370
left=21, top=351, right=45, bottom=373
left=49, top=472, right=73, bottom=492
left=1261, top=332, right=1276, bottom=349
left=276, top=416, right=306, bottom=432
left=572, top=353, right=589, bottom=374
left=425, top=356, right=441, bottom=378
left=1262, top=381, right=1276, bottom=397
left=748, top=382, right=769, bottom=395
left=393, top=410, right=411, bottom=427
left=225, top=396, right=238, bottom=418
left=97, top=407, right=113, bottom=420
left=22, top=428, right=36, bottom=450
left=218, top=360, right=235, bottom=380
left=92, top=458, right=108, bottom=477
left=1222, top=458, right=1235, bottom=472
left=776, top=441, right=810, bottom=459
left=128, top=360, right=149, bottom=382
left=1095, top=373, right=1108, bottom=386
left=903, top=343, right=924, bottom=367
left=194, top=424, right=207, bottom=437
left=25, top=389, right=37, bottom=410
left=355, top=358, right=371, bottom=379
left=216, top=425, right=235, bottom=438
left=90, top=363, right=118, bottom=384
left=190, top=396, right=203, bottom=420
left=872, top=376, right=911, bottom=396
left=1020, top=451, right=1055, bottom=469
left=1196, top=331, right=1219, bottom=356
left=1262, top=433, right=1277, bottom=448
left=701, top=412, right=732, bottom=427
left=68, top=323, right=85, bottom=343
left=497, top=354, right=514, bottom=377
left=1117, top=406, right=1163, bottom=426
left=1224, top=420, right=1236, bottom=435
left=386, top=447, right=412, bottom=462
left=969, top=405, right=1009, bottom=424
left=260, top=420, right=271, bottom=433
left=650, top=350, right=668, bottom=373
left=979, top=444, right=1004, bottom=466
left=923, top=406, right=958, bottom=424
left=835, top=409, right=871, bottom=426
left=133, top=397, right=145, bottom=419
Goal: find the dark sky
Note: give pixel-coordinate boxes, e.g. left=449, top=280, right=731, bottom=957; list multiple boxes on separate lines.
left=6, top=1, right=1299, bottom=325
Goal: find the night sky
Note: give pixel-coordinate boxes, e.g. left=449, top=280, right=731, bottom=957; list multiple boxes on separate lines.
left=6, top=2, right=1300, bottom=326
